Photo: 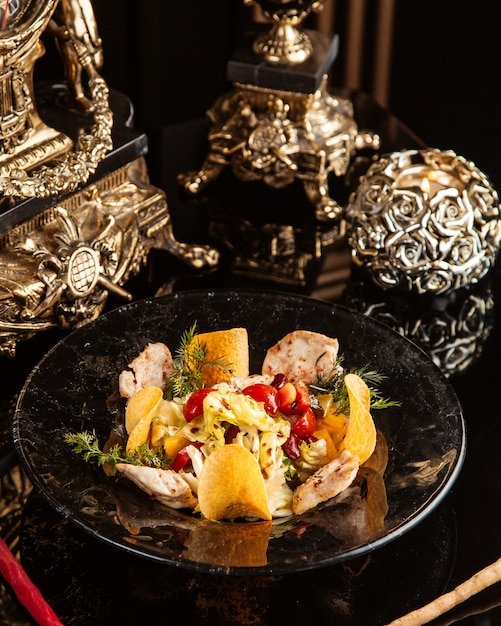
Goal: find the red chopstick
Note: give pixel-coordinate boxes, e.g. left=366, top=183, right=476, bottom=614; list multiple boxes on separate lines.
left=0, top=537, right=63, bottom=625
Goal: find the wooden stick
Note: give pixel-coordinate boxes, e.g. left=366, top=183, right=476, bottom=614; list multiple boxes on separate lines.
left=385, top=556, right=501, bottom=626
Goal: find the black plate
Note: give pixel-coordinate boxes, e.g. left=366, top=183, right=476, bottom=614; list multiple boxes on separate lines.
left=13, top=290, right=465, bottom=575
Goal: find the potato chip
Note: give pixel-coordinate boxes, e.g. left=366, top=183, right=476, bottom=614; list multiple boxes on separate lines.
left=197, top=444, right=271, bottom=521
left=339, top=373, right=376, bottom=464
left=125, top=386, right=163, bottom=453
left=125, top=385, right=163, bottom=434
left=190, top=328, right=249, bottom=386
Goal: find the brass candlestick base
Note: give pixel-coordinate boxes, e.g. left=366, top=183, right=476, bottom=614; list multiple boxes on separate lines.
left=244, top=0, right=327, bottom=64
left=253, top=21, right=313, bottom=64
left=179, top=10, right=379, bottom=287
left=179, top=76, right=379, bottom=224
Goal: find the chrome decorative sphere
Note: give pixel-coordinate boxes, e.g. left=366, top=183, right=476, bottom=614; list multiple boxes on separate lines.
left=346, top=149, right=501, bottom=294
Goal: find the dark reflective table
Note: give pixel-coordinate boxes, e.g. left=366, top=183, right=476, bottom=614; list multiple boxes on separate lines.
left=2, top=89, right=501, bottom=625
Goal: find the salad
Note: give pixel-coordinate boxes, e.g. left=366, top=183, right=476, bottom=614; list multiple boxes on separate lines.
left=66, top=325, right=397, bottom=522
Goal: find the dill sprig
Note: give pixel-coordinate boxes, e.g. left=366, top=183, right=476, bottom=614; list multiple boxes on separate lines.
left=163, top=323, right=231, bottom=400
left=310, top=355, right=346, bottom=409
left=310, top=356, right=400, bottom=413
left=350, top=366, right=401, bottom=410
left=64, top=431, right=168, bottom=474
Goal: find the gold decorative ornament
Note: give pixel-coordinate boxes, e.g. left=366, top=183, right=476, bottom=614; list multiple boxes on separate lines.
left=0, top=157, right=219, bottom=357
left=0, top=0, right=112, bottom=198
left=179, top=1, right=380, bottom=287
left=0, top=1, right=219, bottom=356
left=180, top=77, right=379, bottom=224
left=244, top=0, right=327, bottom=64
left=346, top=148, right=501, bottom=294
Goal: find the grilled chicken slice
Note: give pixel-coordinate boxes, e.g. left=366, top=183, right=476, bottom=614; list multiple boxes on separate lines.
left=118, top=342, right=175, bottom=398
left=292, top=449, right=360, bottom=515
left=262, top=330, right=339, bottom=385
left=116, top=464, right=197, bottom=510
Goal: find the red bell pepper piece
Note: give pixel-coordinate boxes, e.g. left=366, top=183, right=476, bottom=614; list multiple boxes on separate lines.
left=277, top=382, right=297, bottom=414
left=277, top=382, right=312, bottom=415
left=170, top=442, right=203, bottom=471
left=293, top=382, right=311, bottom=414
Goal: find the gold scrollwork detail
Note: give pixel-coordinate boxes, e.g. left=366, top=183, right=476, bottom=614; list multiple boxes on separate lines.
left=0, top=0, right=112, bottom=199
left=0, top=72, right=112, bottom=199
left=0, top=158, right=220, bottom=357
left=179, top=77, right=379, bottom=225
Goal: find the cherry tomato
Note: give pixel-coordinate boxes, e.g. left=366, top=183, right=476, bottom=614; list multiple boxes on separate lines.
left=170, top=442, right=203, bottom=471
left=243, top=383, right=278, bottom=415
left=183, top=388, right=214, bottom=422
left=293, top=382, right=311, bottom=414
left=292, top=408, right=317, bottom=438
left=277, top=382, right=297, bottom=414
left=277, top=382, right=312, bottom=415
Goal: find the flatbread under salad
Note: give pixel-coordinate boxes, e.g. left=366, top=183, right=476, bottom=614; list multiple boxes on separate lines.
left=65, top=326, right=398, bottom=521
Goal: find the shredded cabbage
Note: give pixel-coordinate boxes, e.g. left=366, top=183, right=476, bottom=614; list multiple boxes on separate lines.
left=169, top=387, right=294, bottom=516
left=294, top=438, right=329, bottom=482
left=204, top=389, right=283, bottom=440
left=150, top=400, right=185, bottom=447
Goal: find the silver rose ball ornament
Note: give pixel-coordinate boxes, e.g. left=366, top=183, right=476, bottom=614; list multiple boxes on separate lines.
left=346, top=149, right=501, bottom=294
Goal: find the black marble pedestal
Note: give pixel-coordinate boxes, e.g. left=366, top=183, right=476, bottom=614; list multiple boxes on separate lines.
left=227, top=26, right=339, bottom=93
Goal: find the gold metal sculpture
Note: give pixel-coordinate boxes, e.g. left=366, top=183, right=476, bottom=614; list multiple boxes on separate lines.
left=244, top=0, right=327, bottom=64
left=0, top=0, right=112, bottom=198
left=179, top=1, right=379, bottom=286
left=180, top=77, right=378, bottom=224
left=0, top=0, right=219, bottom=356
left=0, top=158, right=219, bottom=356
left=49, top=0, right=104, bottom=112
